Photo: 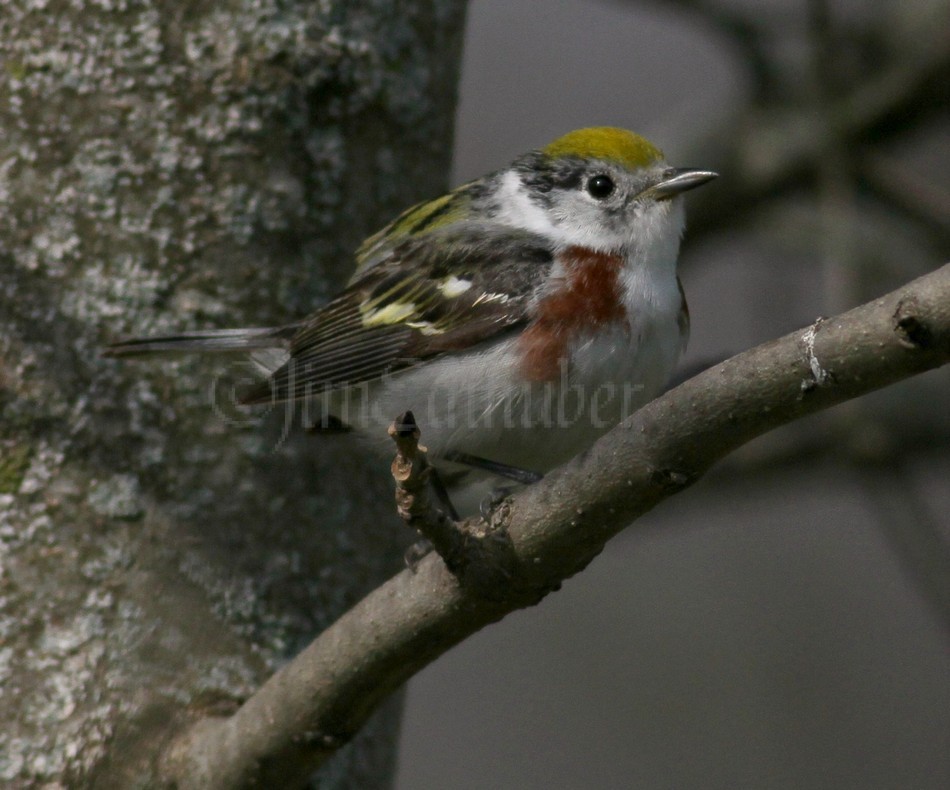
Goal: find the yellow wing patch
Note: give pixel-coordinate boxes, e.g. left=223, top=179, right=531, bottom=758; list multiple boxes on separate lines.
left=543, top=127, right=663, bottom=171
left=361, top=301, right=419, bottom=327
left=358, top=274, right=474, bottom=335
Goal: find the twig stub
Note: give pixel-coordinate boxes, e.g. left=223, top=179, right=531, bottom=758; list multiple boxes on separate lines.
left=387, top=412, right=519, bottom=594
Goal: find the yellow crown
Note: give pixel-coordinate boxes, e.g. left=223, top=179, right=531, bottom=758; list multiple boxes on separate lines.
left=542, top=127, right=663, bottom=170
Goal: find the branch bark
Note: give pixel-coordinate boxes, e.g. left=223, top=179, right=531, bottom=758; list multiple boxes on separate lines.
left=164, top=265, right=950, bottom=788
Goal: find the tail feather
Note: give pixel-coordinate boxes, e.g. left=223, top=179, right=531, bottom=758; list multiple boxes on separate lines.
left=103, top=326, right=295, bottom=358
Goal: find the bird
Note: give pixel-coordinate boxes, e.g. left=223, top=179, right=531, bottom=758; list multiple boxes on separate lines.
left=106, top=127, right=716, bottom=515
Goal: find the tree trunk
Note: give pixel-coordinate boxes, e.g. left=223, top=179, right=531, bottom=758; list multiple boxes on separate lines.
left=0, top=1, right=467, bottom=786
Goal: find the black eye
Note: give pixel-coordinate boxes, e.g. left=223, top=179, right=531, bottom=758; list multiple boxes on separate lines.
left=586, top=174, right=615, bottom=199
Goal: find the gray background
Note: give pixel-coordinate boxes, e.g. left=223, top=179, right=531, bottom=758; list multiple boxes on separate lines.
left=395, top=1, right=950, bottom=788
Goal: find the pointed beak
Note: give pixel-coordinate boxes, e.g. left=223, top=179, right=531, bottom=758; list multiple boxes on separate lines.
left=641, top=168, right=718, bottom=201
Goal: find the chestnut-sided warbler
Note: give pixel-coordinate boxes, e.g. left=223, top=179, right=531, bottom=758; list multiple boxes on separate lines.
left=107, top=127, right=715, bottom=508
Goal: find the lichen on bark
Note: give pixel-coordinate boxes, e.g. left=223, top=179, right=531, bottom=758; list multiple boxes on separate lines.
left=0, top=0, right=467, bottom=785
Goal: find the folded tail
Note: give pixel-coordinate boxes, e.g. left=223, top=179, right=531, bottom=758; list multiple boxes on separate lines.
left=103, top=326, right=296, bottom=358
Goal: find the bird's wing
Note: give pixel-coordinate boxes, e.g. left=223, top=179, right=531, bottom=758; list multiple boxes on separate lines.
left=350, top=180, right=484, bottom=280
left=240, top=224, right=554, bottom=404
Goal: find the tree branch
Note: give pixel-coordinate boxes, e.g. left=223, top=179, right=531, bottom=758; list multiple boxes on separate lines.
left=162, top=264, right=950, bottom=789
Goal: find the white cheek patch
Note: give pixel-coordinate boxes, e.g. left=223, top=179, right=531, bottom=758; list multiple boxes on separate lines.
left=495, top=170, right=561, bottom=238
left=494, top=167, right=686, bottom=256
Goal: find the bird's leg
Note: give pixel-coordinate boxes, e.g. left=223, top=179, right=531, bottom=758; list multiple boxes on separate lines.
left=442, top=450, right=543, bottom=485
left=442, top=450, right=544, bottom=522
left=429, top=465, right=460, bottom=522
